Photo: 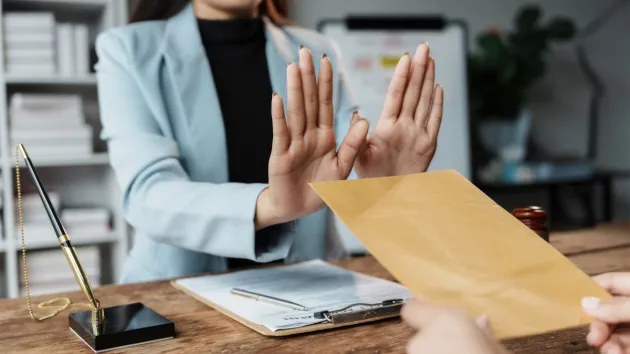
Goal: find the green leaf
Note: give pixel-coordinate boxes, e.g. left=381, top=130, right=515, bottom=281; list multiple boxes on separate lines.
left=518, top=57, right=546, bottom=87
left=519, top=30, right=548, bottom=54
left=516, top=4, right=542, bottom=31
left=546, top=18, right=576, bottom=40
left=499, top=59, right=518, bottom=84
left=487, top=88, right=524, bottom=118
left=476, top=33, right=507, bottom=67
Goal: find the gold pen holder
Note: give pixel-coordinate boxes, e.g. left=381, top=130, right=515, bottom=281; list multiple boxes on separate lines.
left=15, top=143, right=176, bottom=352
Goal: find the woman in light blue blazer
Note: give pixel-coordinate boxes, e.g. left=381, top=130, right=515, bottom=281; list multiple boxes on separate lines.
left=96, top=0, right=444, bottom=283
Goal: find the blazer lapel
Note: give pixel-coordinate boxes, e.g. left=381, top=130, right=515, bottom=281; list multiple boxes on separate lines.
left=161, top=3, right=228, bottom=178
left=264, top=17, right=296, bottom=106
left=162, top=7, right=296, bottom=133
left=160, top=5, right=301, bottom=181
left=264, top=21, right=324, bottom=114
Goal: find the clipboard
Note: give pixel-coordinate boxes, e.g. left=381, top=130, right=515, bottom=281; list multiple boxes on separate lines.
left=171, top=280, right=404, bottom=336
left=170, top=262, right=405, bottom=337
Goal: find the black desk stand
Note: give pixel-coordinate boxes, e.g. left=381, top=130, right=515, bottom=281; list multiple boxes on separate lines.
left=69, top=303, right=175, bottom=353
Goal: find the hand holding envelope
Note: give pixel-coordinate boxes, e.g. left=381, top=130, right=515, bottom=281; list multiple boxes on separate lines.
left=402, top=299, right=510, bottom=354
left=310, top=170, right=611, bottom=339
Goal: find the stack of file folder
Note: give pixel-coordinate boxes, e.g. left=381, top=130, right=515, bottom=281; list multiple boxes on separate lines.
left=20, top=246, right=100, bottom=297
left=9, top=93, right=93, bottom=158
left=15, top=192, right=111, bottom=244
left=56, top=21, right=90, bottom=77
left=2, top=12, right=91, bottom=77
left=3, top=12, right=56, bottom=75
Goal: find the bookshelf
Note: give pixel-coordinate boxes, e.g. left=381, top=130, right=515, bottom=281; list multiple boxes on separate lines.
left=0, top=0, right=129, bottom=299
left=5, top=74, right=97, bottom=85
left=9, top=152, right=110, bottom=167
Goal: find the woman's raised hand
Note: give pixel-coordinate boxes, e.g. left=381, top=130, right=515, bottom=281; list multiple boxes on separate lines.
left=255, top=46, right=369, bottom=229
left=354, top=43, right=443, bottom=179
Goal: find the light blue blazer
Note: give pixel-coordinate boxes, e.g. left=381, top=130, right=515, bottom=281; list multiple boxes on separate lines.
left=95, top=4, right=358, bottom=283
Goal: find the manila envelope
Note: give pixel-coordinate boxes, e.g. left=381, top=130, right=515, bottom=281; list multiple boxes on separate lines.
left=310, top=170, right=611, bottom=339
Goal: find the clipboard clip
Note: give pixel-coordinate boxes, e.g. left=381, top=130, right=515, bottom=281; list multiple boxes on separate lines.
left=313, top=299, right=405, bottom=325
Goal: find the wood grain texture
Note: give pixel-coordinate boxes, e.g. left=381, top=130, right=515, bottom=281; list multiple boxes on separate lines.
left=0, top=223, right=628, bottom=353
left=551, top=222, right=630, bottom=256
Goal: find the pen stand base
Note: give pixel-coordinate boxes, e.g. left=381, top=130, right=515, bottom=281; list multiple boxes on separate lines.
left=69, top=302, right=175, bottom=352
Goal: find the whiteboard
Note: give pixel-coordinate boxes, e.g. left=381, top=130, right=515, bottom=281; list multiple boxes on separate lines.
left=320, top=18, right=471, bottom=253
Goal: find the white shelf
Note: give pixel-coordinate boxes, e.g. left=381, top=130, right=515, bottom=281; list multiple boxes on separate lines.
left=4, top=75, right=97, bottom=86
left=4, top=0, right=109, bottom=6
left=0, top=0, right=129, bottom=298
left=9, top=153, right=110, bottom=167
left=3, top=0, right=108, bottom=15
left=5, top=0, right=108, bottom=4
left=19, top=232, right=119, bottom=251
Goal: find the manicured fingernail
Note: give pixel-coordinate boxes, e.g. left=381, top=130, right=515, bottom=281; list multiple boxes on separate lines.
left=403, top=51, right=410, bottom=56
left=350, top=111, right=359, bottom=123
left=272, top=92, right=277, bottom=98
left=299, top=44, right=311, bottom=54
left=581, top=297, right=601, bottom=311
left=425, top=41, right=430, bottom=48
left=288, top=61, right=295, bottom=67
left=321, top=53, right=328, bottom=59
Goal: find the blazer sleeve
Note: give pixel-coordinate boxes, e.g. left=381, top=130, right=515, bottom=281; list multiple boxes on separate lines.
left=94, top=32, right=295, bottom=261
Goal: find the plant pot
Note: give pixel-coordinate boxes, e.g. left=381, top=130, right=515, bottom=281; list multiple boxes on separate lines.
left=477, top=108, right=532, bottom=162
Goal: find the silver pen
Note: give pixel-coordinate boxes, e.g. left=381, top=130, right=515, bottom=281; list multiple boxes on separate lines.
left=231, top=288, right=308, bottom=311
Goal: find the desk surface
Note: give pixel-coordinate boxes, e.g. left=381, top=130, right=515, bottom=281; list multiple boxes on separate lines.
left=1, top=222, right=629, bottom=354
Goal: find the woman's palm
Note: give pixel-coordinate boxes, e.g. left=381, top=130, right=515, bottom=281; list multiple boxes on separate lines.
left=267, top=48, right=368, bottom=221
left=354, top=44, right=443, bottom=178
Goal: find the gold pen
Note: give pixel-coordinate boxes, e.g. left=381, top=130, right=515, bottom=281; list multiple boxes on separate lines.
left=17, top=144, right=100, bottom=310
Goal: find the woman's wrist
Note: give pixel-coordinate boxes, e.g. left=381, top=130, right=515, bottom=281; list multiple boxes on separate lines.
left=254, top=188, right=287, bottom=231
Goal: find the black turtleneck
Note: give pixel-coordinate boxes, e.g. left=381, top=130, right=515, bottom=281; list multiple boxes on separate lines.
left=197, top=17, right=277, bottom=270
left=197, top=17, right=273, bottom=185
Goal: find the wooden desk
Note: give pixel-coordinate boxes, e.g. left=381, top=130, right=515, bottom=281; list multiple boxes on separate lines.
left=1, top=223, right=629, bottom=353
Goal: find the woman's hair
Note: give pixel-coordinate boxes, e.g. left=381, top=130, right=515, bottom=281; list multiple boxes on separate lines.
left=129, top=0, right=290, bottom=25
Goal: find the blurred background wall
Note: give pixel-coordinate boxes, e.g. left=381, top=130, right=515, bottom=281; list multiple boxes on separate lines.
left=0, top=0, right=626, bottom=299
left=289, top=0, right=630, bottom=219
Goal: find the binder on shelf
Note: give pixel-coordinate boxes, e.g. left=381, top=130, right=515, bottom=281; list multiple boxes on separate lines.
left=74, top=24, right=89, bottom=75
left=5, top=47, right=54, bottom=59
left=5, top=63, right=55, bottom=76
left=3, top=12, right=55, bottom=32
left=3, top=10, right=55, bottom=74
left=56, top=23, right=75, bottom=76
left=3, top=32, right=55, bottom=47
left=10, top=93, right=83, bottom=109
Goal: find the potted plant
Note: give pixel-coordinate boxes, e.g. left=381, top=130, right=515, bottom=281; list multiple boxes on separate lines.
left=468, top=4, right=576, bottom=175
